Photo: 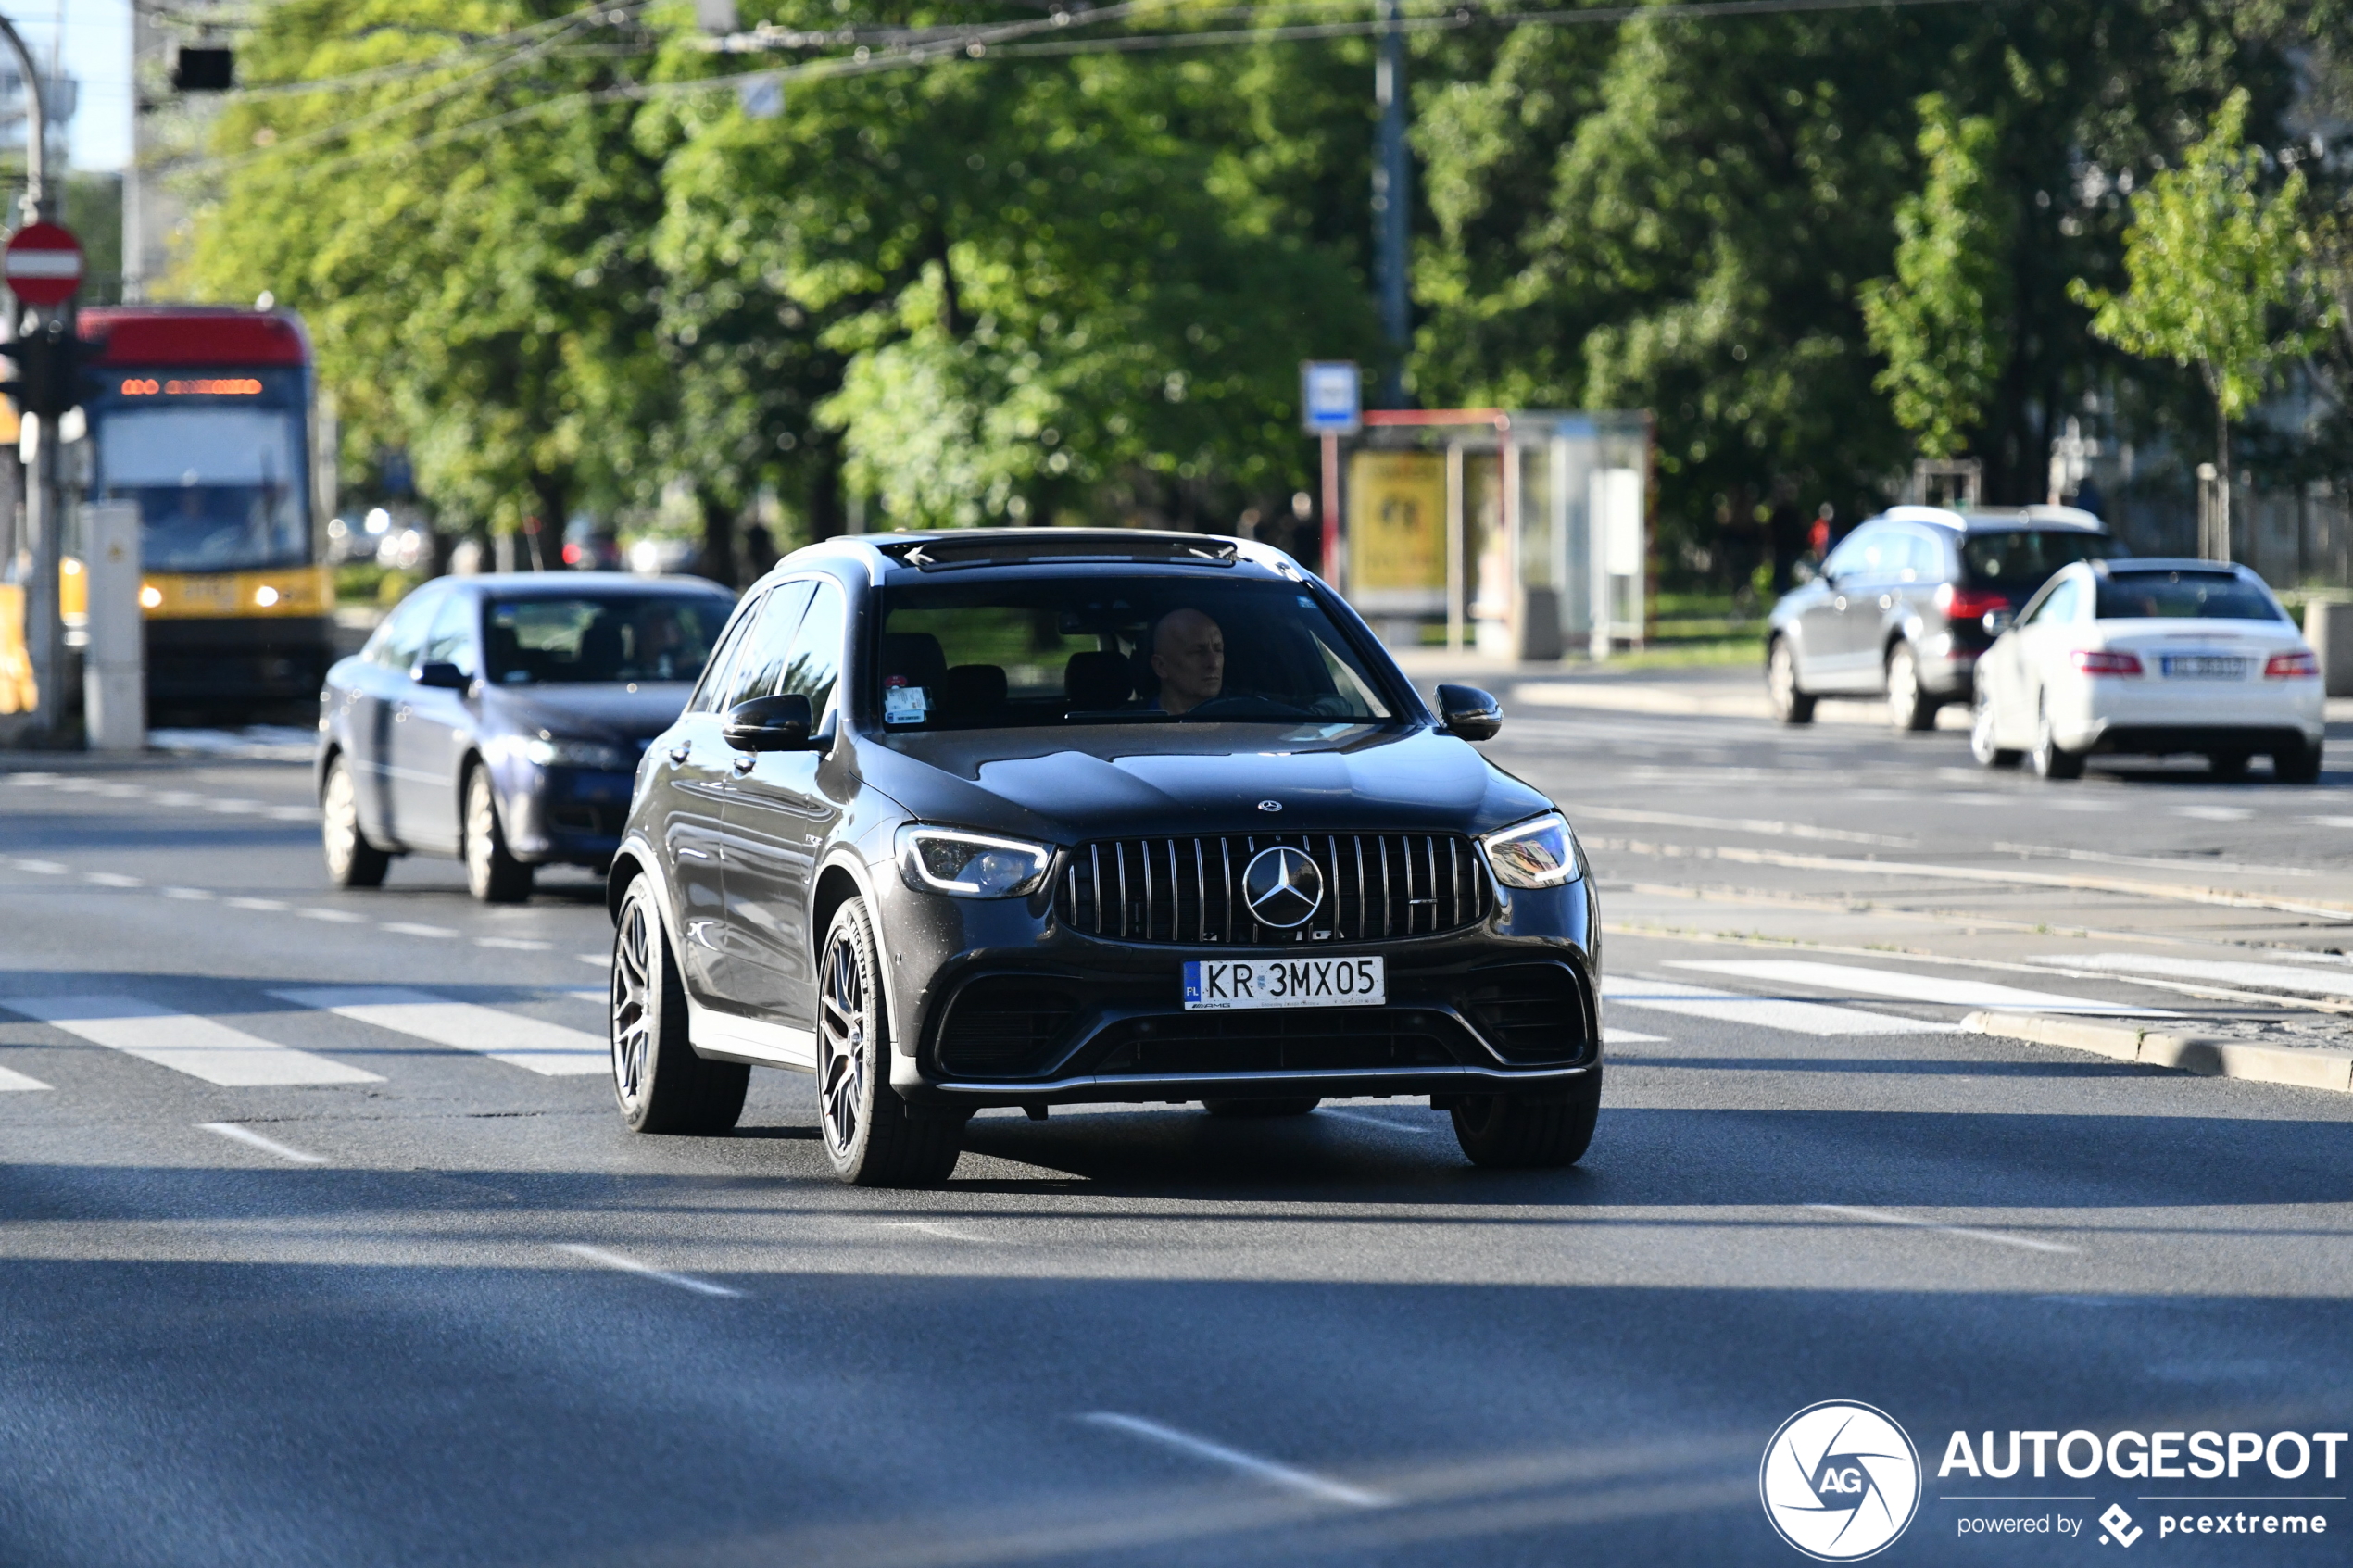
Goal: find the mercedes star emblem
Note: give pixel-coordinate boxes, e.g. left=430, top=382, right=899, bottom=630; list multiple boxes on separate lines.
left=1257, top=799, right=1283, bottom=812
left=1242, top=845, right=1324, bottom=928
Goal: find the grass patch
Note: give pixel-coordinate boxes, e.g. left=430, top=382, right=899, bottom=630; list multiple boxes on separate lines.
left=334, top=561, right=427, bottom=607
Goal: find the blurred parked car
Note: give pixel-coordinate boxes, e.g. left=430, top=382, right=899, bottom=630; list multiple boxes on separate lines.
left=316, top=573, right=737, bottom=901
left=628, top=537, right=701, bottom=577
left=1766, top=505, right=2121, bottom=730
left=1970, top=558, right=2322, bottom=783
left=564, top=517, right=623, bottom=571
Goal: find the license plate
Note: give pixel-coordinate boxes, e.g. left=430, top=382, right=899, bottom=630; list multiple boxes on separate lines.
left=2160, top=655, right=2248, bottom=679
left=1183, top=957, right=1385, bottom=1010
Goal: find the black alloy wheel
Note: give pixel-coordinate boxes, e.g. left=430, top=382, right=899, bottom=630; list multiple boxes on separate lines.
left=2276, top=739, right=2324, bottom=785
left=1969, top=692, right=2021, bottom=769
left=610, top=878, right=748, bottom=1134
left=321, top=754, right=391, bottom=888
left=463, top=767, right=535, bottom=903
left=2032, top=707, right=2084, bottom=781
left=1767, top=638, right=1816, bottom=725
left=1885, top=643, right=1937, bottom=733
left=1450, top=1068, right=1602, bottom=1168
left=815, top=897, right=965, bottom=1186
left=1202, top=1098, right=1323, bottom=1118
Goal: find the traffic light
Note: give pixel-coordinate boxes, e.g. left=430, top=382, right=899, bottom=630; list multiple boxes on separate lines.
left=170, top=47, right=234, bottom=93
left=1, top=319, right=82, bottom=421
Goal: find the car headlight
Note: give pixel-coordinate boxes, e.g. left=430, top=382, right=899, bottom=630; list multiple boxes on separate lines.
left=1481, top=811, right=1582, bottom=889
left=523, top=736, right=630, bottom=770
left=897, top=825, right=1054, bottom=898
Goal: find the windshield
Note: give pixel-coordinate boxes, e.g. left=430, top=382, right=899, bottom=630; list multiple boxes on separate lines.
left=874, top=574, right=1398, bottom=729
left=2094, top=571, right=2286, bottom=622
left=1960, top=529, right=2121, bottom=592
left=484, top=596, right=732, bottom=684
left=94, top=407, right=308, bottom=572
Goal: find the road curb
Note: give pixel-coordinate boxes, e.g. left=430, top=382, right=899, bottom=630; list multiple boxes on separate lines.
left=1964, top=1010, right=2353, bottom=1094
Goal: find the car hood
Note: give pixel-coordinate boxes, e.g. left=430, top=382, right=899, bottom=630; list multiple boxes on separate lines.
left=480, top=682, right=698, bottom=742
left=855, top=722, right=1555, bottom=843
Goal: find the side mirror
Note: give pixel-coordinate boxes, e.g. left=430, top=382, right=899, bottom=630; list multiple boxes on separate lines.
left=724, top=693, right=818, bottom=752
left=1435, top=684, right=1502, bottom=742
left=413, top=660, right=470, bottom=690
left=1982, top=608, right=2014, bottom=635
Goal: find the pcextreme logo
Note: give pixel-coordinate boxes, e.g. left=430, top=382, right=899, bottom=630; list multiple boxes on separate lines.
left=1761, top=1401, right=1924, bottom=1562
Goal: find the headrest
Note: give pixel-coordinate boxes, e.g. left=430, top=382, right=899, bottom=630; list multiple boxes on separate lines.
left=879, top=632, right=947, bottom=690
left=1063, top=650, right=1130, bottom=709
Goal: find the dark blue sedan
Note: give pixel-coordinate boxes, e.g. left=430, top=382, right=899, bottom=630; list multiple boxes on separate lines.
left=315, top=572, right=736, bottom=901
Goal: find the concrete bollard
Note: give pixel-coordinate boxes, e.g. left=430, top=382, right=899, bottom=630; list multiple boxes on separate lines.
left=2309, top=600, right=2353, bottom=698
left=81, top=501, right=145, bottom=752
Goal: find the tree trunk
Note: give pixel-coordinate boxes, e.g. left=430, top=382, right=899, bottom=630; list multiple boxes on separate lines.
left=2214, top=392, right=2233, bottom=564
left=697, top=486, right=738, bottom=589
left=526, top=471, right=569, bottom=571
left=808, top=442, right=846, bottom=542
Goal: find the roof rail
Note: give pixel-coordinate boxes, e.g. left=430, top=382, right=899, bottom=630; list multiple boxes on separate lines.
left=871, top=529, right=1241, bottom=571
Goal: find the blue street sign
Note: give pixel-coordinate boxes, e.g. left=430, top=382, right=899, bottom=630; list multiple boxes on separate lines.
left=1300, top=361, right=1361, bottom=436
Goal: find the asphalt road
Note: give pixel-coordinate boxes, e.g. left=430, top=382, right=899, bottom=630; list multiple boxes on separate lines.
left=5, top=690, right=2353, bottom=1567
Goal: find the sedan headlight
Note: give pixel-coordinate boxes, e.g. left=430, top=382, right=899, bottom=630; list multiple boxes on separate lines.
left=523, top=736, right=631, bottom=770
left=897, top=825, right=1054, bottom=897
left=1481, top=811, right=1582, bottom=889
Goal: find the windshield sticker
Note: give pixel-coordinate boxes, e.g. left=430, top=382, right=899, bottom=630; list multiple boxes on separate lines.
left=885, top=682, right=929, bottom=725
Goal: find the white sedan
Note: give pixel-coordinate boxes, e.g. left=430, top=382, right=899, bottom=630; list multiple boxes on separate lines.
left=1971, top=558, right=2322, bottom=782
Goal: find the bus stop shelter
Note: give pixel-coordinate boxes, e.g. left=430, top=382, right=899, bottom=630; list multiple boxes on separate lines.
left=1336, top=409, right=1652, bottom=661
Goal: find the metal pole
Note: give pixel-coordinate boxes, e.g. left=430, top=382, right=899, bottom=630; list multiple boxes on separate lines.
left=0, top=13, right=61, bottom=743
left=1319, top=433, right=1341, bottom=590
left=1372, top=0, right=1409, bottom=408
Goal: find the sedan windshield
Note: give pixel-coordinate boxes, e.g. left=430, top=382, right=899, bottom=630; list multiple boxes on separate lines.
left=1960, top=529, right=2121, bottom=591
left=485, top=596, right=731, bottom=684
left=875, top=574, right=1397, bottom=729
left=2094, top=571, right=2286, bottom=622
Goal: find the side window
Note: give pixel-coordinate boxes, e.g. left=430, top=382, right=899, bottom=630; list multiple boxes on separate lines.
left=422, top=592, right=478, bottom=678
left=778, top=582, right=847, bottom=721
left=366, top=586, right=441, bottom=671
left=727, top=581, right=819, bottom=710
left=1901, top=530, right=1944, bottom=583
left=2031, top=576, right=2082, bottom=625
left=688, top=591, right=765, bottom=715
left=1822, top=528, right=1875, bottom=581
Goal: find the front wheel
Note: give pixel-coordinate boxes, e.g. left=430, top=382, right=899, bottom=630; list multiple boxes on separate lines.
left=1969, top=693, right=2022, bottom=769
left=1767, top=638, right=1816, bottom=725
left=463, top=767, right=535, bottom=903
left=610, top=878, right=748, bottom=1135
left=816, top=897, right=964, bottom=1186
left=1885, top=643, right=1937, bottom=733
left=1450, top=1070, right=1602, bottom=1169
left=321, top=754, right=391, bottom=888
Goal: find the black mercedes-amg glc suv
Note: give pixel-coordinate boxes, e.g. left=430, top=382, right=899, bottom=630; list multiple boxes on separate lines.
left=604, top=529, right=1602, bottom=1186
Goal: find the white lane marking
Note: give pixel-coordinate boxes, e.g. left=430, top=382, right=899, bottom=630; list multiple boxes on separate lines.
left=226, top=897, right=290, bottom=911
left=2309, top=816, right=2353, bottom=828
left=13, top=859, right=67, bottom=874
left=271, top=987, right=608, bottom=1076
left=878, top=1221, right=991, bottom=1241
left=1667, top=959, right=2171, bottom=1018
left=5, top=771, right=60, bottom=784
left=207, top=800, right=265, bottom=814
left=476, top=937, right=552, bottom=951
left=1604, top=1026, right=1667, bottom=1045
left=83, top=872, right=144, bottom=887
left=268, top=807, right=316, bottom=822
left=2036, top=952, right=2353, bottom=1000
left=1318, top=1109, right=1436, bottom=1135
left=0, top=997, right=384, bottom=1086
left=2177, top=805, right=2252, bottom=822
left=149, top=791, right=202, bottom=807
left=551, top=1242, right=740, bottom=1298
left=0, top=1064, right=53, bottom=1091
left=160, top=886, right=214, bottom=901
left=1080, top=1412, right=1390, bottom=1509
left=576, top=953, right=608, bottom=967
left=200, top=1121, right=328, bottom=1165
left=297, top=907, right=367, bottom=923
left=1601, top=975, right=1950, bottom=1037
left=1806, top=1202, right=2079, bottom=1255
left=381, top=922, right=459, bottom=938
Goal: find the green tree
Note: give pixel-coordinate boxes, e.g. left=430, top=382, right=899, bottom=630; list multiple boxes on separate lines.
left=2071, top=87, right=2334, bottom=533
left=1858, top=95, right=2013, bottom=460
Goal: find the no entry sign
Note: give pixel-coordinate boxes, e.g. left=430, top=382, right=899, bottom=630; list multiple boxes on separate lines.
left=5, top=222, right=83, bottom=307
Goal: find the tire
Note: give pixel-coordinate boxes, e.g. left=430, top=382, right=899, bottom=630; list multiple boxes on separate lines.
left=2208, top=751, right=2249, bottom=783
left=321, top=754, right=391, bottom=889
left=815, top=897, right=964, bottom=1186
left=1885, top=642, right=1937, bottom=733
left=2276, top=739, right=2323, bottom=785
left=1450, top=1069, right=1602, bottom=1169
left=1767, top=638, right=1816, bottom=725
left=2032, top=709, right=2084, bottom=781
left=1969, top=692, right=2022, bottom=769
left=1202, top=1098, right=1323, bottom=1118
left=610, top=878, right=749, bottom=1135
left=463, top=766, right=535, bottom=903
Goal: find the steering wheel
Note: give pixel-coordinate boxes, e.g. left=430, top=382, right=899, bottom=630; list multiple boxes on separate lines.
left=1179, top=693, right=1312, bottom=721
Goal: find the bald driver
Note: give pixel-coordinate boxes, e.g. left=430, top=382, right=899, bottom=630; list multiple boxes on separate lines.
left=1149, top=608, right=1225, bottom=715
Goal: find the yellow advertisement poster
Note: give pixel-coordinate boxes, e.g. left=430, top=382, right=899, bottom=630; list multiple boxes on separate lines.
left=0, top=583, right=34, bottom=715
left=1347, top=450, right=1445, bottom=606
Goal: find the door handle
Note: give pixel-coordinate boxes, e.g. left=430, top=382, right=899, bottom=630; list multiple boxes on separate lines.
left=668, top=743, right=690, bottom=764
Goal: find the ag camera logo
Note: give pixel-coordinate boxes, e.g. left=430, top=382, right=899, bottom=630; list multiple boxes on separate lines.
left=1761, top=1401, right=1922, bottom=1561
